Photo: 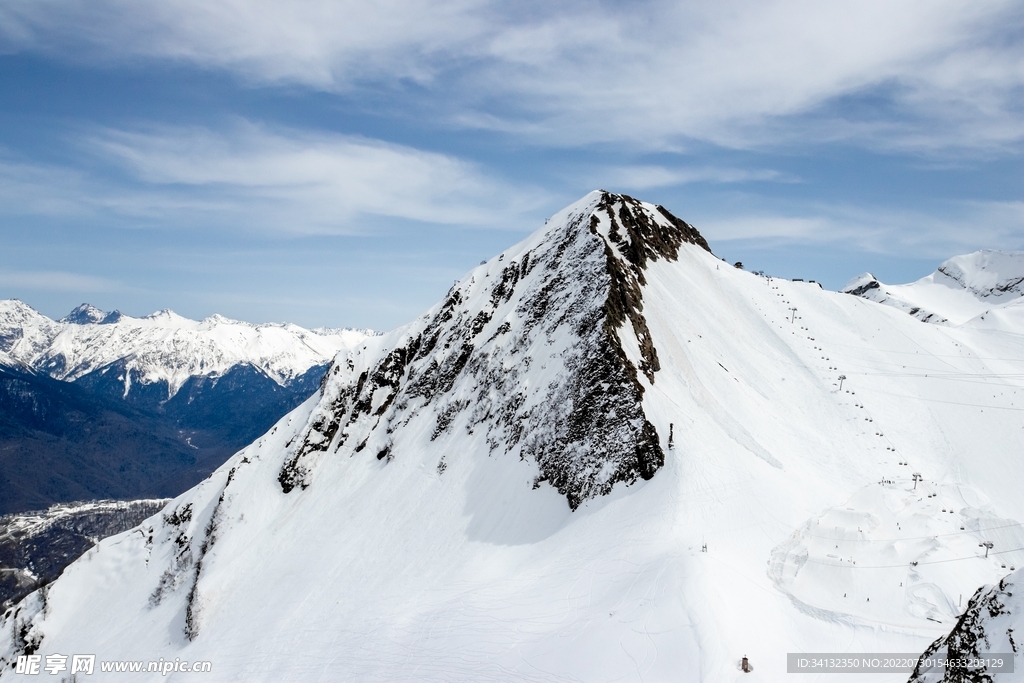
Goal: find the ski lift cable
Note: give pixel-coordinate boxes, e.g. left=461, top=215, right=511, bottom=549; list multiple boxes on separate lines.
left=858, top=388, right=1024, bottom=412
left=831, top=347, right=1024, bottom=366
left=828, top=330, right=964, bottom=378
left=824, top=342, right=1024, bottom=362
left=833, top=356, right=1024, bottom=379
left=804, top=545, right=1024, bottom=569
left=843, top=368, right=1024, bottom=381
left=847, top=373, right=1024, bottom=390
left=804, top=520, right=1024, bottom=543
left=735, top=348, right=1022, bottom=391
left=835, top=351, right=1024, bottom=368
left=842, top=364, right=1024, bottom=378
left=868, top=376, right=1024, bottom=389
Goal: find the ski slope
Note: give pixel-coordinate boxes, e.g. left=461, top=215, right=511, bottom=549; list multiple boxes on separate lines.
left=2, top=192, right=1022, bottom=682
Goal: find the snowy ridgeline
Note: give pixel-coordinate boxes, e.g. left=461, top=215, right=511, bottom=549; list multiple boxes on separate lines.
left=1, top=191, right=1024, bottom=682
left=0, top=500, right=168, bottom=609
left=843, top=249, right=1024, bottom=326
left=0, top=301, right=374, bottom=398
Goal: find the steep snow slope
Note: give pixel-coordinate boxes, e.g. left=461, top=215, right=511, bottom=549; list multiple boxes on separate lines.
left=2, top=192, right=1023, bottom=682
left=0, top=301, right=371, bottom=398
left=843, top=250, right=1024, bottom=325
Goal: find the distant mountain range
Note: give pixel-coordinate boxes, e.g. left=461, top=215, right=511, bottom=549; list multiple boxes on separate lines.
left=0, top=301, right=371, bottom=514
left=843, top=249, right=1024, bottom=325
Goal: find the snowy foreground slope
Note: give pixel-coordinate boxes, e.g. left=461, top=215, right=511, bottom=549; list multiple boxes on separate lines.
left=3, top=192, right=1024, bottom=682
left=0, top=300, right=370, bottom=397
left=843, top=250, right=1024, bottom=325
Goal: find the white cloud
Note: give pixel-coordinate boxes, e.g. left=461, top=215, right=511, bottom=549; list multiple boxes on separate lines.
left=4, top=0, right=1019, bottom=154
left=700, top=200, right=1024, bottom=258
left=0, top=270, right=118, bottom=292
left=598, top=165, right=790, bottom=190
left=0, top=0, right=488, bottom=87
left=0, top=125, right=547, bottom=234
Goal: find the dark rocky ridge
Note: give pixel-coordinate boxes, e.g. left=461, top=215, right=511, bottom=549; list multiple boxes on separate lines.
left=281, top=191, right=712, bottom=509
left=845, top=277, right=882, bottom=298
left=910, top=573, right=1020, bottom=682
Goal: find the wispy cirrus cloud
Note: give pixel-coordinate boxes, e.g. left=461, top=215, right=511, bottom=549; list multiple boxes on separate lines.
left=0, top=123, right=548, bottom=234
left=596, top=165, right=792, bottom=191
left=3, top=0, right=1020, bottom=155
left=700, top=200, right=1024, bottom=259
left=0, top=270, right=119, bottom=292
left=0, top=0, right=489, bottom=87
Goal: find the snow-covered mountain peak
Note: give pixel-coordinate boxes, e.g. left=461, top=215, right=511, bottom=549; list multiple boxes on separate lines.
left=0, top=299, right=62, bottom=362
left=201, top=313, right=236, bottom=326
left=0, top=299, right=52, bottom=329
left=141, top=308, right=192, bottom=325
left=936, top=249, right=1024, bottom=300
left=843, top=249, right=1024, bottom=325
left=59, top=303, right=108, bottom=325
left=279, top=191, right=711, bottom=509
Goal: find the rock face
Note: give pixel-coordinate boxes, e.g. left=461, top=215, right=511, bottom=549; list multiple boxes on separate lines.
left=280, top=191, right=709, bottom=508
left=910, top=570, right=1023, bottom=682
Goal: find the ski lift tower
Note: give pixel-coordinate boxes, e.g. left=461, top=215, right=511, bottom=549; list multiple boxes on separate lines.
left=838, top=375, right=847, bottom=391
left=912, top=473, right=922, bottom=490
left=789, top=307, right=798, bottom=323
left=981, top=541, right=994, bottom=558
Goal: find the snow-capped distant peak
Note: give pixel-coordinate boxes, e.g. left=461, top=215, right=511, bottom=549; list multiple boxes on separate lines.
left=0, top=299, right=63, bottom=362
left=841, top=272, right=880, bottom=296
left=843, top=249, right=1024, bottom=326
left=60, top=303, right=108, bottom=325
left=935, top=249, right=1024, bottom=300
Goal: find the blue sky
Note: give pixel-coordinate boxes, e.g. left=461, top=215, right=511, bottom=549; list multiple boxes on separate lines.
left=1, top=0, right=1022, bottom=330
